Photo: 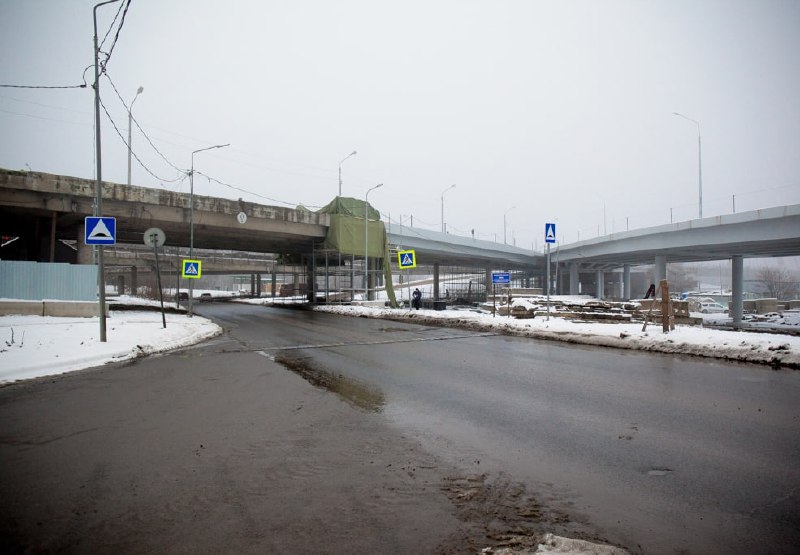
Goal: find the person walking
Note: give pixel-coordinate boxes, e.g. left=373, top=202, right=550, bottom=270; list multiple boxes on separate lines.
left=412, top=288, right=422, bottom=310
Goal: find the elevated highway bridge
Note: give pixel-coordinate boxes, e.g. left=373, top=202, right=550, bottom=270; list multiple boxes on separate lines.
left=2, top=168, right=798, bottom=324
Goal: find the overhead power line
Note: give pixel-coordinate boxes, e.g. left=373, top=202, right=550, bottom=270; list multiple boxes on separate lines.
left=98, top=95, right=184, bottom=184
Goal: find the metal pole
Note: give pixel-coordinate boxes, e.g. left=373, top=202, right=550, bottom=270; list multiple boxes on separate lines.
left=127, top=86, right=143, bottom=186
left=546, top=243, right=551, bottom=321
left=93, top=0, right=121, bottom=343
left=673, top=112, right=702, bottom=218
left=365, top=183, right=383, bottom=300
left=188, top=143, right=229, bottom=317
left=339, top=150, right=357, bottom=197
left=441, top=184, right=455, bottom=233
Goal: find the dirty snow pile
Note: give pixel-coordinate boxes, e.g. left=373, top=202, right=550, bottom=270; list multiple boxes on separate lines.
left=0, top=306, right=220, bottom=384
left=313, top=304, right=800, bottom=368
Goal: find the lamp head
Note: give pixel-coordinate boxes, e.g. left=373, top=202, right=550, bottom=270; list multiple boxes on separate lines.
left=137, top=86, right=144, bottom=94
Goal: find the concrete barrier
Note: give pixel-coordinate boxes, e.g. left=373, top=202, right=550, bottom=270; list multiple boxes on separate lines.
left=755, top=298, right=778, bottom=314
left=0, top=301, right=108, bottom=317
left=0, top=300, right=44, bottom=316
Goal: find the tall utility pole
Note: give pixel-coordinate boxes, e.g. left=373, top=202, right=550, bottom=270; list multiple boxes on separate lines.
left=127, top=85, right=143, bottom=186
left=93, top=0, right=122, bottom=342
left=673, top=112, right=703, bottom=219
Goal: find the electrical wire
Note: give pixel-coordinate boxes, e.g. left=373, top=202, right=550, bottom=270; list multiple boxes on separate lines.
left=98, top=95, right=185, bottom=184
left=0, top=83, right=86, bottom=89
left=103, top=73, right=184, bottom=173
left=103, top=0, right=131, bottom=73
left=194, top=171, right=310, bottom=208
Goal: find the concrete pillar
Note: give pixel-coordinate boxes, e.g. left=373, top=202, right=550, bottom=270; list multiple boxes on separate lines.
left=596, top=269, right=605, bottom=300
left=731, top=255, right=744, bottom=327
left=485, top=267, right=492, bottom=295
left=117, top=275, right=125, bottom=295
left=623, top=264, right=631, bottom=300
left=76, top=222, right=93, bottom=264
left=654, top=255, right=667, bottom=284
left=131, top=266, right=138, bottom=296
left=256, top=273, right=262, bottom=298
left=251, top=273, right=256, bottom=295
left=569, top=263, right=579, bottom=295
left=271, top=269, right=277, bottom=297
left=433, top=262, right=440, bottom=300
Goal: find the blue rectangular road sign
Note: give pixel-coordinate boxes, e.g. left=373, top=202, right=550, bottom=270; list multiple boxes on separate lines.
left=492, top=272, right=511, bottom=284
left=545, top=222, right=556, bottom=244
left=85, top=216, right=117, bottom=245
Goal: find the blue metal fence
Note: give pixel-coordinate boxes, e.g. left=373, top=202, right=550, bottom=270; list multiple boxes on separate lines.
left=0, top=261, right=97, bottom=301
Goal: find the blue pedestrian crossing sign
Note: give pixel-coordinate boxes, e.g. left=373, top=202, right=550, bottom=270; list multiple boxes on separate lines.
left=545, top=223, right=556, bottom=244
left=182, top=259, right=202, bottom=279
left=84, top=216, right=116, bottom=245
left=397, top=249, right=417, bottom=269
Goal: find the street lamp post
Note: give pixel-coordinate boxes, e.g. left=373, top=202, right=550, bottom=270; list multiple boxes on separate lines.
left=441, top=184, right=456, bottom=233
left=127, top=85, right=143, bottom=186
left=504, top=206, right=515, bottom=245
left=188, top=143, right=230, bottom=317
left=673, top=112, right=703, bottom=219
left=338, top=150, right=357, bottom=197
left=364, top=183, right=384, bottom=301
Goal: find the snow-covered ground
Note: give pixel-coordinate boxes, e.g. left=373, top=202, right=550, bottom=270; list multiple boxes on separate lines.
left=0, top=298, right=221, bottom=384
left=3, top=295, right=798, bottom=386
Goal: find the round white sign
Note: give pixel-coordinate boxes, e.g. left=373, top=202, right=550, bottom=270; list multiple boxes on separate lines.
left=237, top=212, right=248, bottom=224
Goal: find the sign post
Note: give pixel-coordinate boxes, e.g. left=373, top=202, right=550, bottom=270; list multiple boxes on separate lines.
left=85, top=216, right=117, bottom=341
left=491, top=272, right=511, bottom=318
left=545, top=223, right=556, bottom=320
left=182, top=259, right=202, bottom=317
left=144, top=228, right=167, bottom=328
left=398, top=250, right=417, bottom=309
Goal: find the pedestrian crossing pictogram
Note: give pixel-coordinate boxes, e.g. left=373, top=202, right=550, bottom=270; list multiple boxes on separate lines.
left=397, top=250, right=417, bottom=269
left=182, top=259, right=202, bottom=279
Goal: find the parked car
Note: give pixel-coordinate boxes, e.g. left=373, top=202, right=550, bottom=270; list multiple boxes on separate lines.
left=177, top=292, right=189, bottom=300
left=699, top=301, right=727, bottom=314
left=199, top=293, right=213, bottom=303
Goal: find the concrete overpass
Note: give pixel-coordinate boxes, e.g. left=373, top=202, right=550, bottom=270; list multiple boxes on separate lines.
left=0, top=169, right=534, bottom=270
left=2, top=168, right=798, bottom=323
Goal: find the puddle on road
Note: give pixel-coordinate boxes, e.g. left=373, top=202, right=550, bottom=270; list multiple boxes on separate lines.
left=273, top=352, right=385, bottom=413
left=646, top=468, right=674, bottom=477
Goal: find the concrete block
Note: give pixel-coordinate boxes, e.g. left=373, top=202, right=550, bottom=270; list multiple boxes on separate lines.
left=754, top=298, right=778, bottom=314
left=43, top=301, right=109, bottom=317
left=0, top=300, right=44, bottom=316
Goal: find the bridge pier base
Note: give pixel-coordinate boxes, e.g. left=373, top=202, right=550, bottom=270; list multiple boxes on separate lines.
left=433, top=263, right=440, bottom=300
left=623, top=264, right=631, bottom=300
left=596, top=270, right=605, bottom=300
left=569, top=263, right=579, bottom=295
left=731, top=255, right=744, bottom=327
left=654, top=255, right=667, bottom=284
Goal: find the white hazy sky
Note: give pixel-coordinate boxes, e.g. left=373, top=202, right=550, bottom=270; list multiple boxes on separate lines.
left=1, top=0, right=799, bottom=249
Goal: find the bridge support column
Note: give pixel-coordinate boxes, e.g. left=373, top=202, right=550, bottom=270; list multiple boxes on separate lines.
left=433, top=263, right=440, bottom=300
left=256, top=273, right=262, bottom=298
left=731, top=255, right=744, bottom=327
left=485, top=267, right=492, bottom=297
left=76, top=222, right=92, bottom=264
left=623, top=264, right=631, bottom=300
left=596, top=270, right=604, bottom=300
left=131, top=266, right=138, bottom=297
left=117, top=275, right=125, bottom=295
left=654, top=255, right=667, bottom=284
left=569, top=263, right=579, bottom=295
left=250, top=274, right=256, bottom=296
left=271, top=269, right=277, bottom=297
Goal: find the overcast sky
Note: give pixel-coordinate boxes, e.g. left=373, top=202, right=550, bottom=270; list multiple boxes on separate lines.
left=1, top=0, right=799, bottom=249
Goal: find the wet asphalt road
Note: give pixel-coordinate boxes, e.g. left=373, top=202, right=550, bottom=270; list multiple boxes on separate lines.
left=200, top=302, right=800, bottom=555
